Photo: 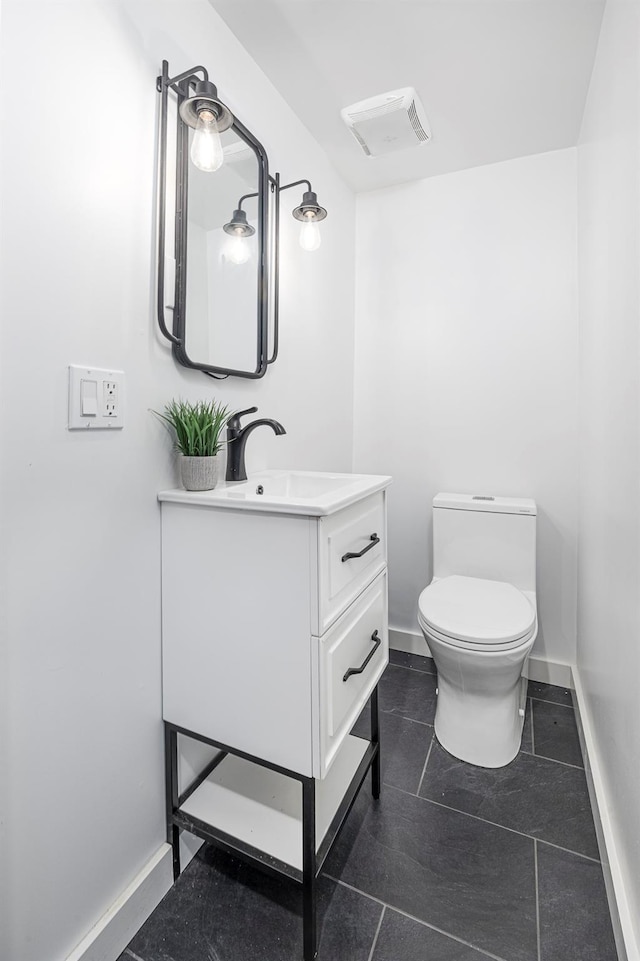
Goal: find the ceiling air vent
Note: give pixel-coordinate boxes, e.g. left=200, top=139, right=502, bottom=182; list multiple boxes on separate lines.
left=341, top=87, right=431, bottom=158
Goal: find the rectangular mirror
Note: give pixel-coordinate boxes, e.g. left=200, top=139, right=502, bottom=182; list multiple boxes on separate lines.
left=157, top=63, right=271, bottom=379
left=183, top=128, right=262, bottom=374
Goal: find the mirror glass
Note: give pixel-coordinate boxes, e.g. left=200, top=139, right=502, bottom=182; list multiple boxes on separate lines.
left=183, top=126, right=263, bottom=374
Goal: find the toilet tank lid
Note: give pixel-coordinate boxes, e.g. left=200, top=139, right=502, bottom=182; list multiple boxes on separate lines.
left=433, top=493, right=536, bottom=516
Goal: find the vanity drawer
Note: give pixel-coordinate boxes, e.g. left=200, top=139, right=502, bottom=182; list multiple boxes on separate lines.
left=317, top=571, right=388, bottom=777
left=316, top=491, right=386, bottom=633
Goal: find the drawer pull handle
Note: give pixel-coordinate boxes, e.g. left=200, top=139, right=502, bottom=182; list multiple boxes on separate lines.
left=341, top=533, right=380, bottom=562
left=343, top=631, right=381, bottom=682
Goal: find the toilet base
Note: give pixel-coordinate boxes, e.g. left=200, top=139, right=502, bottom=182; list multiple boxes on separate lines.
left=421, top=628, right=535, bottom=768
left=434, top=673, right=528, bottom=767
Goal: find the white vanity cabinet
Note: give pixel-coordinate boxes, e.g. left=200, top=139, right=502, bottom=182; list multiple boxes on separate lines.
left=159, top=483, right=390, bottom=779
left=159, top=473, right=391, bottom=961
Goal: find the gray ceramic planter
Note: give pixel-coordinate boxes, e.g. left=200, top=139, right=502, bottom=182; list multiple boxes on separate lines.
left=180, top=455, right=218, bottom=491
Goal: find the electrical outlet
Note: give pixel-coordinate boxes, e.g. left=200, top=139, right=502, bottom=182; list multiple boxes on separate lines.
left=103, top=381, right=118, bottom=417
left=68, top=366, right=125, bottom=430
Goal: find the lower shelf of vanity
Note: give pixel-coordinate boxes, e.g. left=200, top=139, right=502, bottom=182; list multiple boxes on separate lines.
left=175, top=733, right=373, bottom=882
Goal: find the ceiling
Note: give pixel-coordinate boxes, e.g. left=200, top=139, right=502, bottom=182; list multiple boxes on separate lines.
left=209, top=0, right=605, bottom=193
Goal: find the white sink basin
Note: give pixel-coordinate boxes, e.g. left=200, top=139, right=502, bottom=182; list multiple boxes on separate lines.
left=158, top=470, right=392, bottom=516
left=231, top=471, right=356, bottom=499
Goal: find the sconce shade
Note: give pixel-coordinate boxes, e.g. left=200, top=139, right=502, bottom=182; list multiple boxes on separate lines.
left=179, top=80, right=234, bottom=132
left=223, top=208, right=256, bottom=237
left=292, top=190, right=327, bottom=223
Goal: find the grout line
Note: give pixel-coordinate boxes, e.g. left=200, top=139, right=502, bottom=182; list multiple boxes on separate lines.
left=534, top=839, right=541, bottom=961
left=366, top=904, right=386, bottom=961
left=535, top=835, right=601, bottom=863
left=529, top=695, right=575, bottom=709
left=387, top=786, right=601, bottom=863
left=389, top=660, right=437, bottom=677
left=373, top=907, right=510, bottom=961
left=322, top=874, right=387, bottom=907
left=530, top=697, right=536, bottom=755
left=123, top=951, right=146, bottom=961
left=532, top=753, right=584, bottom=771
left=416, top=731, right=436, bottom=796
left=380, top=709, right=433, bottom=728
left=323, top=874, right=510, bottom=961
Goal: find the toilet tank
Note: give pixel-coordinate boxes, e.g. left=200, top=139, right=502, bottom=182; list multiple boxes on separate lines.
left=432, top=493, right=537, bottom=592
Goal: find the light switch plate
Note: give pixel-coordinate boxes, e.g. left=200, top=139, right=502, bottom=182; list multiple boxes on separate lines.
left=68, top=366, right=125, bottom=430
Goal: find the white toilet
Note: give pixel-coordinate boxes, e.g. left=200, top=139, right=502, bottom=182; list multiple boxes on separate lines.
left=417, top=492, right=537, bottom=768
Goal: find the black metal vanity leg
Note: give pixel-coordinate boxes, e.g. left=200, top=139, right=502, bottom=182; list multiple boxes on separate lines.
left=302, top=777, right=317, bottom=961
left=371, top=686, right=381, bottom=799
left=164, top=724, right=181, bottom=881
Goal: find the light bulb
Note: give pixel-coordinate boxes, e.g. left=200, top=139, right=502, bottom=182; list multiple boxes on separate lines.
left=299, top=215, right=321, bottom=252
left=190, top=109, right=223, bottom=173
left=226, top=232, right=250, bottom=265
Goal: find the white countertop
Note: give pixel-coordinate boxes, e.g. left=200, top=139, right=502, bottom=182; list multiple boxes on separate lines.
left=158, top=469, right=392, bottom=516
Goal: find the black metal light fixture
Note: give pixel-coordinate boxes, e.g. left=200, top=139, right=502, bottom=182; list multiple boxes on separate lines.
left=155, top=58, right=329, bottom=380
left=155, top=59, right=270, bottom=376
left=274, top=179, right=328, bottom=251
left=291, top=184, right=328, bottom=251
left=178, top=79, right=234, bottom=173
left=223, top=199, right=256, bottom=265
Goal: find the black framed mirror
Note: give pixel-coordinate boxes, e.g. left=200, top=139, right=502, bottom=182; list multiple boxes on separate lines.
left=156, top=62, right=272, bottom=379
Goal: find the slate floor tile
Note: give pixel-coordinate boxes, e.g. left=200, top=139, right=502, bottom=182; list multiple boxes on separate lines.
left=532, top=699, right=583, bottom=767
left=388, top=649, right=436, bottom=675
left=125, top=845, right=382, bottom=961
left=419, top=740, right=599, bottom=859
left=528, top=680, right=573, bottom=706
left=371, top=908, right=492, bottom=961
left=353, top=709, right=433, bottom=795
left=121, top=664, right=614, bottom=961
left=324, top=785, right=538, bottom=961
left=378, top=664, right=438, bottom=725
left=538, top=842, right=618, bottom=961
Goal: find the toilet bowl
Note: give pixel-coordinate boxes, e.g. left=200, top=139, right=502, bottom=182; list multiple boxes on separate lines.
left=418, top=493, right=538, bottom=768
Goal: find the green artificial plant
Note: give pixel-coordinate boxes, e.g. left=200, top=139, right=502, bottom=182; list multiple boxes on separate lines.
left=154, top=398, right=233, bottom=457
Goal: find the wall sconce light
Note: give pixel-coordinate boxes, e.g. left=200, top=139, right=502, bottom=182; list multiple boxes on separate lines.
left=223, top=199, right=256, bottom=265
left=158, top=61, right=233, bottom=174
left=222, top=179, right=328, bottom=267
left=292, top=186, right=328, bottom=251
left=179, top=80, right=234, bottom=172
left=278, top=179, right=328, bottom=251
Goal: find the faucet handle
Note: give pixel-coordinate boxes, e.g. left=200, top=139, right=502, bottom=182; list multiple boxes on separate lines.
left=227, top=406, right=258, bottom=430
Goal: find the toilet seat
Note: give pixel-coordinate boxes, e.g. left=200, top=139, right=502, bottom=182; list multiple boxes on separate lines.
left=418, top=575, right=536, bottom=650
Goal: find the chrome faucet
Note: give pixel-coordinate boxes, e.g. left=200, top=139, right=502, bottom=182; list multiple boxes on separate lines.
left=225, top=407, right=286, bottom=482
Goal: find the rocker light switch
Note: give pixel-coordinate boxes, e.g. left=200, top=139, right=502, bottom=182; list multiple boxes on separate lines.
left=80, top=379, right=98, bottom=416
left=68, top=366, right=125, bottom=430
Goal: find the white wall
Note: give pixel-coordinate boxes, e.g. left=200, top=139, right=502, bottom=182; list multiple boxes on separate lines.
left=0, top=2, right=355, bottom=959
left=353, top=149, right=579, bottom=667
left=577, top=0, right=640, bottom=951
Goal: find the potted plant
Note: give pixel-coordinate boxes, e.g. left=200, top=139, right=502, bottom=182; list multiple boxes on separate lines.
left=154, top=398, right=233, bottom=491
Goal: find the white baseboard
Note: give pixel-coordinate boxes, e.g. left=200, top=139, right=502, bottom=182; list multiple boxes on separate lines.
left=389, top=628, right=430, bottom=657
left=65, top=835, right=203, bottom=961
left=65, top=846, right=173, bottom=961
left=389, top=628, right=573, bottom=688
left=524, top=657, right=573, bottom=688
left=572, top=667, right=639, bottom=961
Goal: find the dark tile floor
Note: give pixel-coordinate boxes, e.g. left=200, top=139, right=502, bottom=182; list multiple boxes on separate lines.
left=119, top=651, right=618, bottom=961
